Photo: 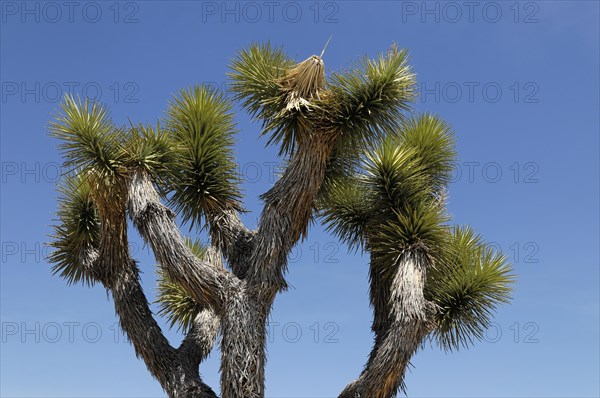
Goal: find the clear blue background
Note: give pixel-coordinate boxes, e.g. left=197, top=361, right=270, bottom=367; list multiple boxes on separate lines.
left=1, top=1, right=598, bottom=397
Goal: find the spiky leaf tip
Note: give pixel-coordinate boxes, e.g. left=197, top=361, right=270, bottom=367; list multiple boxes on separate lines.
left=363, top=140, right=429, bottom=211
left=163, top=85, right=242, bottom=228
left=49, top=95, right=125, bottom=179
left=319, top=177, right=372, bottom=251
left=122, top=122, right=177, bottom=182
left=48, top=172, right=100, bottom=286
left=426, top=226, right=515, bottom=351
left=228, top=42, right=294, bottom=122
left=324, top=45, right=416, bottom=153
left=398, top=113, right=456, bottom=191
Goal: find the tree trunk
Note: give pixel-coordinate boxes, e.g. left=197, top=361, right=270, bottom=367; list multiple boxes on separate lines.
left=220, top=285, right=273, bottom=398
left=339, top=252, right=432, bottom=398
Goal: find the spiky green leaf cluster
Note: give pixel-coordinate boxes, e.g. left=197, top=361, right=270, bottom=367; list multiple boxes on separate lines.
left=320, top=113, right=513, bottom=351
left=362, top=136, right=448, bottom=270
left=397, top=113, right=456, bottom=191
left=372, top=203, right=447, bottom=263
left=47, top=43, right=514, bottom=354
left=50, top=87, right=242, bottom=229
left=48, top=173, right=100, bottom=285
left=323, top=46, right=416, bottom=153
left=321, top=114, right=453, bottom=250
left=49, top=96, right=126, bottom=179
left=229, top=42, right=294, bottom=124
left=49, top=96, right=180, bottom=186
left=263, top=55, right=325, bottom=155
left=163, top=85, right=242, bottom=227
left=318, top=178, right=370, bottom=251
left=155, top=239, right=207, bottom=332
left=123, top=123, right=177, bottom=181
left=48, top=87, right=241, bottom=289
left=230, top=43, right=416, bottom=158
left=319, top=50, right=417, bottom=200
left=426, top=226, right=514, bottom=351
left=231, top=43, right=322, bottom=155
left=364, top=142, right=427, bottom=209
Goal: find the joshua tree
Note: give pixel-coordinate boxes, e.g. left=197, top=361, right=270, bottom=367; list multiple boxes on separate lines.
left=48, top=42, right=513, bottom=398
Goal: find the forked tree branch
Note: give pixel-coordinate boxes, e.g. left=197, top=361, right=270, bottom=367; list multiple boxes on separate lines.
left=248, top=133, right=337, bottom=290
left=178, top=309, right=220, bottom=369
left=205, top=210, right=255, bottom=278
left=127, top=171, right=240, bottom=312
left=49, top=43, right=513, bottom=398
left=177, top=247, right=222, bottom=369
left=80, top=202, right=218, bottom=397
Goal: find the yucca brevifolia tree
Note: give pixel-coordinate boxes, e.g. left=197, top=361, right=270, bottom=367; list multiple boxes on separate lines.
left=48, top=42, right=513, bottom=398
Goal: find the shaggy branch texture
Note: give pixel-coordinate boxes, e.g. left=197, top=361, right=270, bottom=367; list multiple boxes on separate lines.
left=249, top=133, right=337, bottom=291
left=128, top=170, right=271, bottom=397
left=80, top=179, right=218, bottom=398
left=127, top=171, right=240, bottom=312
left=339, top=252, right=434, bottom=398
left=205, top=209, right=254, bottom=278
left=246, top=56, right=334, bottom=295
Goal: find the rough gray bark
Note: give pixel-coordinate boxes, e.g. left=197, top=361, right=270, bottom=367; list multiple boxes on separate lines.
left=128, top=172, right=237, bottom=311
left=76, top=157, right=434, bottom=398
left=73, top=167, right=436, bottom=398
left=221, top=137, right=338, bottom=397
left=125, top=124, right=337, bottom=397
left=78, top=186, right=219, bottom=398
left=339, top=252, right=434, bottom=398
left=219, top=286, right=270, bottom=398
left=205, top=209, right=254, bottom=278
left=119, top=53, right=406, bottom=396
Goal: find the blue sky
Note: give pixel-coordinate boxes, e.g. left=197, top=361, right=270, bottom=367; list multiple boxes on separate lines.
left=1, top=1, right=598, bottom=397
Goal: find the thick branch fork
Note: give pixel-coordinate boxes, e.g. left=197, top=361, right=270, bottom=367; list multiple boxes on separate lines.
left=125, top=133, right=338, bottom=396
left=79, top=205, right=219, bottom=397
left=127, top=171, right=239, bottom=312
